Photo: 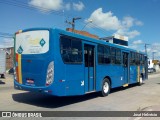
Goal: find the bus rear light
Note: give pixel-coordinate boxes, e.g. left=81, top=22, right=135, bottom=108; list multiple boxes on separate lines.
left=59, top=80, right=65, bottom=82
left=46, top=61, right=54, bottom=86
left=44, top=90, right=52, bottom=93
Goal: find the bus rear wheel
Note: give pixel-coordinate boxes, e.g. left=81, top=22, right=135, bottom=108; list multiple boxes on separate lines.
left=100, top=78, right=110, bottom=97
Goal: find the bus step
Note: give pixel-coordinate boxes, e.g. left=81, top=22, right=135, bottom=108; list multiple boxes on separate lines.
left=123, top=84, right=129, bottom=87
left=85, top=91, right=96, bottom=94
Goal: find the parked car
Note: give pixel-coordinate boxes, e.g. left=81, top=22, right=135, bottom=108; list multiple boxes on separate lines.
left=148, top=68, right=156, bottom=73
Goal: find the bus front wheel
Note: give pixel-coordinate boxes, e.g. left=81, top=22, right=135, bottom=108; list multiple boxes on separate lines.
left=100, top=78, right=110, bottom=97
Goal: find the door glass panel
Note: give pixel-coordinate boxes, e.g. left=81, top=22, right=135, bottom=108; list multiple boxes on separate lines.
left=84, top=45, right=94, bottom=67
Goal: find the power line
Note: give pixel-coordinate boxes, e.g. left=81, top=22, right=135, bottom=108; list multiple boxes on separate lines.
left=0, top=32, right=13, bottom=36
left=0, top=36, right=13, bottom=38
left=0, top=0, right=113, bottom=37
left=79, top=22, right=112, bottom=37
left=0, top=32, right=13, bottom=38
left=0, top=0, right=67, bottom=16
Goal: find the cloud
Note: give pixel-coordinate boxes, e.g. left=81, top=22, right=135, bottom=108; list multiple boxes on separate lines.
left=73, top=1, right=85, bottom=11
left=151, top=43, right=160, bottom=55
left=129, top=40, right=143, bottom=51
left=122, top=16, right=134, bottom=28
left=116, top=16, right=142, bottom=38
left=129, top=45, right=139, bottom=49
left=129, top=42, right=160, bottom=60
left=87, top=8, right=143, bottom=39
left=126, top=30, right=140, bottom=39
left=29, top=0, right=85, bottom=12
left=65, top=3, right=71, bottom=11
left=145, top=43, right=160, bottom=59
left=87, top=8, right=121, bottom=31
left=0, top=38, right=14, bottom=48
left=135, top=20, right=143, bottom=26
left=132, top=40, right=143, bottom=45
left=121, top=16, right=143, bottom=28
left=116, top=29, right=140, bottom=39
left=29, top=0, right=69, bottom=12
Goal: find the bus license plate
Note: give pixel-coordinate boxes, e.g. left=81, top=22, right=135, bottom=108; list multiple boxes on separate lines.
left=26, top=79, right=34, bottom=84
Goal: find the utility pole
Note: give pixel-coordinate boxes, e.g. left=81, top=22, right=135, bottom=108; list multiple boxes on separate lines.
left=152, top=52, right=156, bottom=60
left=144, top=43, right=150, bottom=57
left=66, top=17, right=82, bottom=32
left=72, top=17, right=81, bottom=32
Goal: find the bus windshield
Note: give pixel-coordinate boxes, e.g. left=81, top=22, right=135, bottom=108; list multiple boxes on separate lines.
left=15, top=30, right=49, bottom=54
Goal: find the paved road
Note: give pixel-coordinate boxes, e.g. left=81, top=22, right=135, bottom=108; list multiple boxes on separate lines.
left=0, top=73, right=160, bottom=120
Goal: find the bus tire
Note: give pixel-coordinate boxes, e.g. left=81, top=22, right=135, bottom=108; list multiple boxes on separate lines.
left=100, top=78, right=110, bottom=97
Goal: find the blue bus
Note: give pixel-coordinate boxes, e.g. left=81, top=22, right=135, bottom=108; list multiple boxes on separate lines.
left=14, top=28, right=148, bottom=97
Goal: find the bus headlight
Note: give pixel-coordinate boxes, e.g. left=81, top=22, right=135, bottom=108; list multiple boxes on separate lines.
left=46, top=61, right=54, bottom=86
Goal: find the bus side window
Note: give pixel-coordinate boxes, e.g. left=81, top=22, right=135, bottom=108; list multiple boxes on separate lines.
left=98, top=45, right=110, bottom=64
left=140, top=54, right=144, bottom=65
left=123, top=53, right=128, bottom=67
left=111, top=47, right=116, bottom=64
left=60, top=37, right=71, bottom=63
left=130, top=52, right=135, bottom=65
left=98, top=45, right=104, bottom=64
left=136, top=53, right=140, bottom=65
left=104, top=46, right=111, bottom=64
left=71, top=40, right=82, bottom=63
left=115, top=49, right=121, bottom=64
left=60, top=36, right=82, bottom=64
left=132, top=52, right=136, bottom=65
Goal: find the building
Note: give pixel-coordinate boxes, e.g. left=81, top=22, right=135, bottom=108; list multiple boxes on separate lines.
left=0, top=47, right=14, bottom=70
left=5, top=47, right=14, bottom=69
left=66, top=28, right=99, bottom=39
left=100, top=34, right=128, bottom=47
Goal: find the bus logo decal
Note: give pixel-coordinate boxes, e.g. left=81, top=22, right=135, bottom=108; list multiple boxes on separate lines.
left=81, top=80, right=84, bottom=86
left=17, top=46, right=23, bottom=54
left=39, top=38, right=46, bottom=47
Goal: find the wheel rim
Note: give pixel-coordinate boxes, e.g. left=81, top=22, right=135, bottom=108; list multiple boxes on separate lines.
left=103, top=82, right=109, bottom=93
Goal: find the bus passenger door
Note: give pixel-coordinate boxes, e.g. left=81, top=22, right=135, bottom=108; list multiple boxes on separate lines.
left=122, top=52, right=129, bottom=86
left=84, top=44, right=96, bottom=92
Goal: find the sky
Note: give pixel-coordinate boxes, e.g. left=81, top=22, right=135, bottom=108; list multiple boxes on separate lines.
left=0, top=0, right=160, bottom=59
